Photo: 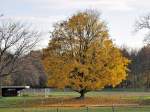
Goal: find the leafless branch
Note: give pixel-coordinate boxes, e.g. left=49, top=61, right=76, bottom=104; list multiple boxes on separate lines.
left=135, top=13, right=150, bottom=45
left=0, top=20, right=40, bottom=78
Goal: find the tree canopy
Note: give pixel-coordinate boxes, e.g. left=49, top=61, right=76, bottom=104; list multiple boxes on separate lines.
left=42, top=10, right=130, bottom=98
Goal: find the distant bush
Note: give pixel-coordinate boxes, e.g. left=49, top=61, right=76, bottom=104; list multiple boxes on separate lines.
left=22, top=94, right=29, bottom=97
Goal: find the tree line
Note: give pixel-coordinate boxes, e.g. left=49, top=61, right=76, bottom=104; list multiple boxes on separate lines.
left=119, top=45, right=150, bottom=90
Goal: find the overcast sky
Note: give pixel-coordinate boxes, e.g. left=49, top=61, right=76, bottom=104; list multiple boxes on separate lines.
left=1, top=0, right=150, bottom=49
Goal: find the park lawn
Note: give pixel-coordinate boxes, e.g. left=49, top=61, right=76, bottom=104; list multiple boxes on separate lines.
left=0, top=107, right=150, bottom=112
left=0, top=91, right=149, bottom=108
left=49, top=91, right=150, bottom=99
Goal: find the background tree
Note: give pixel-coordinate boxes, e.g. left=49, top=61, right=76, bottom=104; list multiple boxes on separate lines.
left=134, top=13, right=150, bottom=90
left=119, top=46, right=150, bottom=90
left=136, top=46, right=150, bottom=90
left=135, top=13, right=150, bottom=45
left=120, top=47, right=139, bottom=89
left=12, top=50, right=47, bottom=87
left=42, top=10, right=129, bottom=99
left=0, top=19, right=40, bottom=91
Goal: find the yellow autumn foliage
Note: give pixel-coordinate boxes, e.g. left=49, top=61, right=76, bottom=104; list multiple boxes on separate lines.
left=42, top=10, right=130, bottom=97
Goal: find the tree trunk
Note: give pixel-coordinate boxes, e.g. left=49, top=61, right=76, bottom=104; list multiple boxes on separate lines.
left=79, top=90, right=86, bottom=99
left=0, top=77, right=2, bottom=97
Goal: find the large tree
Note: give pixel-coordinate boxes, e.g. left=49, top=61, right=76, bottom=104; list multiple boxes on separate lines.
left=42, top=10, right=129, bottom=99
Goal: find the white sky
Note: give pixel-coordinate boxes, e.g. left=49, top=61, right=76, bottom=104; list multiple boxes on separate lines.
left=1, top=0, right=150, bottom=49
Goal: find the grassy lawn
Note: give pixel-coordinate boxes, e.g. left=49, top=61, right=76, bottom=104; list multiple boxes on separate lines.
left=0, top=91, right=149, bottom=106
left=48, top=91, right=150, bottom=98
left=0, top=107, right=150, bottom=112
left=0, top=91, right=149, bottom=112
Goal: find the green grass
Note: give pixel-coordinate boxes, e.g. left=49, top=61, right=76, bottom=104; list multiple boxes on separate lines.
left=49, top=91, right=79, bottom=97
left=48, top=91, right=150, bottom=101
left=0, top=107, right=150, bottom=112
left=0, top=91, right=149, bottom=112
left=0, top=91, right=149, bottom=106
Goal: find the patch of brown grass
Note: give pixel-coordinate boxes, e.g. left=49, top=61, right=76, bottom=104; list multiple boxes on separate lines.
left=36, top=96, right=139, bottom=107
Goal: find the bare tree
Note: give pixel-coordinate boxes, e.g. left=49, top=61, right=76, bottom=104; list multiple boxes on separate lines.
left=0, top=20, right=39, bottom=79
left=135, top=13, right=150, bottom=45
